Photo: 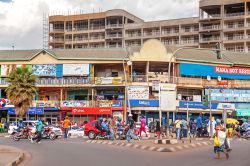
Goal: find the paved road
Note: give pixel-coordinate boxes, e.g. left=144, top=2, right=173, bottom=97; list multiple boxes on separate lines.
left=0, top=137, right=249, bottom=166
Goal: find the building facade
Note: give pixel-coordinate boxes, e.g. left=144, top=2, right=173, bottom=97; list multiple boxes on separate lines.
left=48, top=0, right=250, bottom=52
left=1, top=39, right=250, bottom=125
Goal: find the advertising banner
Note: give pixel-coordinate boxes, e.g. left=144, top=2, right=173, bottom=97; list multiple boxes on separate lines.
left=128, top=86, right=149, bottom=100
left=61, top=100, right=88, bottom=107
left=72, top=107, right=112, bottom=115
left=32, top=64, right=56, bottom=76
left=205, top=89, right=250, bottom=102
left=160, top=83, right=176, bottom=91
left=63, top=64, right=90, bottom=76
left=129, top=100, right=159, bottom=107
left=34, top=100, right=59, bottom=108
left=95, top=77, right=123, bottom=85
left=180, top=63, right=250, bottom=80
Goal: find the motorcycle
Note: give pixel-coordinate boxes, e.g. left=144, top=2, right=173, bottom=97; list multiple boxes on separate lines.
left=115, top=126, right=129, bottom=140
left=13, top=127, right=32, bottom=141
left=42, top=126, right=57, bottom=140
left=240, top=127, right=250, bottom=139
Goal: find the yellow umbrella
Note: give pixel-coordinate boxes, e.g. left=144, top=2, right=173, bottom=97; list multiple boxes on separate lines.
left=227, top=118, right=239, bottom=125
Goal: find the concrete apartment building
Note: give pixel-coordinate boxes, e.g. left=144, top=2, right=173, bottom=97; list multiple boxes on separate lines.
left=48, top=0, right=250, bottom=52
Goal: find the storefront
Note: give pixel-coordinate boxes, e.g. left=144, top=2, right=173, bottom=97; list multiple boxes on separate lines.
left=129, top=99, right=159, bottom=123
left=60, top=107, right=112, bottom=122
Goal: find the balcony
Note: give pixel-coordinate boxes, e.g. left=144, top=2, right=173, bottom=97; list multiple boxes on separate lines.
left=143, top=31, right=160, bottom=37
left=49, top=38, right=64, bottom=43
left=200, top=14, right=221, bottom=20
left=106, top=24, right=123, bottom=29
left=125, top=33, right=141, bottom=38
left=224, top=35, right=244, bottom=41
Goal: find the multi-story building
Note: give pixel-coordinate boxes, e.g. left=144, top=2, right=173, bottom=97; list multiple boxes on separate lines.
left=1, top=39, right=250, bottom=125
left=48, top=0, right=250, bottom=52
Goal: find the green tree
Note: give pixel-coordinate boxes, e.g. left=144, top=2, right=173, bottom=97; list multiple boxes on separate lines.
left=5, top=67, right=37, bottom=116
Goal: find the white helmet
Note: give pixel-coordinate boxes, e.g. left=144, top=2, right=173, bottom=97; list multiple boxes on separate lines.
left=128, top=114, right=133, bottom=117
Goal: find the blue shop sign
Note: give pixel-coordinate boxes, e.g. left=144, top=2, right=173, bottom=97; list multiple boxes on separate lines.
left=180, top=63, right=250, bottom=80
left=7, top=107, right=44, bottom=115
left=129, top=100, right=159, bottom=107
left=179, top=101, right=218, bottom=109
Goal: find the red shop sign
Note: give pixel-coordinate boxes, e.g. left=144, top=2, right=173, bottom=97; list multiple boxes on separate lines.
left=217, top=80, right=228, bottom=87
left=72, top=107, right=112, bottom=115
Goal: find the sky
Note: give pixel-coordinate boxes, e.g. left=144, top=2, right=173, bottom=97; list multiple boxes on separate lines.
left=0, top=0, right=199, bottom=50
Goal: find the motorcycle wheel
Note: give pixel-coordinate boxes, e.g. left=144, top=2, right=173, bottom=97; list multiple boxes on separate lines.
left=49, top=133, right=56, bottom=140
left=88, top=131, right=96, bottom=140
left=13, top=133, right=20, bottom=141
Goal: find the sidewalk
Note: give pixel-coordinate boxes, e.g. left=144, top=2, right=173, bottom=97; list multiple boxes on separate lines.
left=85, top=136, right=213, bottom=152
left=0, top=145, right=24, bottom=166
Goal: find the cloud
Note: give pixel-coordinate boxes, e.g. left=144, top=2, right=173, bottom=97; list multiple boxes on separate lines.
left=0, top=0, right=199, bottom=49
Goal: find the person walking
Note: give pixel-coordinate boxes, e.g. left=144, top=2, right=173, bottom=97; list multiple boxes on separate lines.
left=214, top=119, right=229, bottom=159
left=181, top=118, right=188, bottom=138
left=63, top=116, right=71, bottom=139
left=139, top=115, right=148, bottom=137
left=189, top=119, right=196, bottom=138
left=36, top=119, right=43, bottom=144
left=126, top=114, right=140, bottom=142
left=196, top=113, right=203, bottom=138
left=174, top=118, right=182, bottom=140
left=155, top=120, right=161, bottom=139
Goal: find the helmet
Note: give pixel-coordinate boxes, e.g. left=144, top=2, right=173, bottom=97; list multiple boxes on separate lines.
left=103, top=118, right=106, bottom=122
left=99, top=117, right=103, bottom=121
left=241, top=118, right=247, bottom=123
left=216, top=119, right=221, bottom=125
left=118, top=118, right=122, bottom=122
left=128, top=114, right=133, bottom=117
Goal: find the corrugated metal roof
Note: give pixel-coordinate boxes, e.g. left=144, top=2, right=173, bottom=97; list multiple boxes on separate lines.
left=0, top=48, right=129, bottom=61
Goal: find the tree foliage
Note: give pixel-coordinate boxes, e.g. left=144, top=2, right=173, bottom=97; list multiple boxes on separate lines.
left=5, top=67, right=37, bottom=116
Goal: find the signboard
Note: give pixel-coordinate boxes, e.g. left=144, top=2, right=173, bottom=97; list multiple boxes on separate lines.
left=63, top=64, right=90, bottom=76
left=8, top=107, right=44, bottom=115
left=217, top=80, right=228, bottom=86
left=129, top=100, right=159, bottom=107
left=215, top=66, right=250, bottom=75
left=95, top=77, right=123, bottom=85
left=72, top=107, right=112, bottom=115
left=160, top=91, right=178, bottom=111
left=34, top=100, right=59, bottom=108
left=61, top=101, right=88, bottom=107
left=180, top=63, right=250, bottom=80
left=128, top=86, right=149, bottom=100
left=179, top=101, right=218, bottom=109
left=217, top=103, right=235, bottom=110
left=193, top=95, right=202, bottom=102
left=205, top=89, right=250, bottom=102
left=160, top=83, right=176, bottom=91
left=236, top=109, right=250, bottom=116
left=32, top=64, right=56, bottom=76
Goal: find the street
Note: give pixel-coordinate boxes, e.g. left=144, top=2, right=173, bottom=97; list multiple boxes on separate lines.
left=0, top=137, right=249, bottom=166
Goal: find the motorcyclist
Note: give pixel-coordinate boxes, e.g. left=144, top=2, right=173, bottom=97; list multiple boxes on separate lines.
left=126, top=114, right=140, bottom=142
left=241, top=118, right=250, bottom=131
left=116, top=118, right=124, bottom=132
left=96, top=117, right=103, bottom=131
left=101, top=118, right=108, bottom=133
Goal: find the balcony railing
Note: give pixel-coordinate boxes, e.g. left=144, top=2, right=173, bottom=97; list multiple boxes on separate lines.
left=106, top=34, right=123, bottom=38
left=201, top=25, right=220, bottom=30
left=106, top=24, right=123, bottom=29
left=225, top=12, right=244, bottom=17
left=50, top=29, right=64, bottom=33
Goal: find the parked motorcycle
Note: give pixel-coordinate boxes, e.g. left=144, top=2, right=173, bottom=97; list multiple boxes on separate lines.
left=13, top=127, right=32, bottom=141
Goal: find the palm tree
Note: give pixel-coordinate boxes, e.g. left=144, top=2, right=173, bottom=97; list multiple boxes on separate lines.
left=5, top=67, right=37, bottom=116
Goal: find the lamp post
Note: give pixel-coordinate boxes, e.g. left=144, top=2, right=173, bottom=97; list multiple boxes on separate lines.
left=207, top=75, right=213, bottom=137
left=123, top=59, right=132, bottom=123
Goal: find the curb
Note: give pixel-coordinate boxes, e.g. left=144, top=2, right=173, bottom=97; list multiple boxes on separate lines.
left=84, top=140, right=213, bottom=153
left=5, top=151, right=24, bottom=166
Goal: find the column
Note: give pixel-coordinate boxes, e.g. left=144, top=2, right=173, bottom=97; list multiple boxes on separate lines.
left=146, top=61, right=149, bottom=82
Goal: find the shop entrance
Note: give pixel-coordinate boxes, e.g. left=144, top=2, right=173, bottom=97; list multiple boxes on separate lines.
left=0, top=111, right=7, bottom=123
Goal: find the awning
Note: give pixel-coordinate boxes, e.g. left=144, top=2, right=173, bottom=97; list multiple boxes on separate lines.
left=236, top=109, right=250, bottom=116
